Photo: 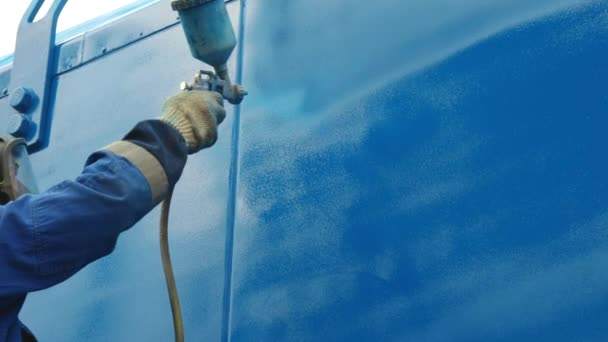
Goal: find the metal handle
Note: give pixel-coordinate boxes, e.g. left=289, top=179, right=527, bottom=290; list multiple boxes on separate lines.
left=21, top=0, right=68, bottom=25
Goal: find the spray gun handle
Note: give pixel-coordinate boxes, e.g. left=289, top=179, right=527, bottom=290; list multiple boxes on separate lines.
left=180, top=70, right=247, bottom=105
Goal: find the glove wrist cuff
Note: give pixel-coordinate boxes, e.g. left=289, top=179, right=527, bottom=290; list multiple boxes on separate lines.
left=160, top=112, right=194, bottom=150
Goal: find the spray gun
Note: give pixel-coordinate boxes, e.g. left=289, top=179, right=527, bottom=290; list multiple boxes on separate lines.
left=172, top=0, right=247, bottom=104
left=159, top=1, right=246, bottom=342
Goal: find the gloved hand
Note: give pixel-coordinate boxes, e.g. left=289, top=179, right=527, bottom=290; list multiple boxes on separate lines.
left=160, top=90, right=226, bottom=154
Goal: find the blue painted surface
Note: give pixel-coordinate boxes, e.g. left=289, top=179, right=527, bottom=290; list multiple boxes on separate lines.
left=0, top=0, right=161, bottom=152
left=0, top=0, right=159, bottom=67
left=1, top=0, right=608, bottom=341
left=4, top=0, right=67, bottom=151
left=2, top=2, right=241, bottom=341
left=231, top=0, right=608, bottom=341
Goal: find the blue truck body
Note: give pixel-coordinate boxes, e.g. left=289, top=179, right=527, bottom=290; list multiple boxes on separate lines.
left=1, top=0, right=608, bottom=340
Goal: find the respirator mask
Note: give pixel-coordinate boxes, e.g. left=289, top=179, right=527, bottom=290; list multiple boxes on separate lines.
left=0, top=135, right=38, bottom=204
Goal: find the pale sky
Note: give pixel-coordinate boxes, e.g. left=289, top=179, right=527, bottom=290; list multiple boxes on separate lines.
left=0, top=0, right=144, bottom=58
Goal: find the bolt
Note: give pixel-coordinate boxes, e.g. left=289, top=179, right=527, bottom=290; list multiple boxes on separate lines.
left=8, top=114, right=35, bottom=140
left=101, top=47, right=107, bottom=54
left=9, top=87, right=36, bottom=113
left=1, top=88, right=8, bottom=96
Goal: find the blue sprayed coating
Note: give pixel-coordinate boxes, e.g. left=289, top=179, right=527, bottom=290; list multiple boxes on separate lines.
left=230, top=1, right=608, bottom=341
left=0, top=0, right=607, bottom=341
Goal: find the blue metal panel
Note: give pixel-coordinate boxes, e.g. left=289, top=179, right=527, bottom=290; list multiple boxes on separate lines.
left=1, top=0, right=608, bottom=340
left=0, top=1, right=243, bottom=341
left=56, top=0, right=178, bottom=75
left=231, top=1, right=608, bottom=341
left=0, top=0, right=161, bottom=69
left=0, top=0, right=167, bottom=151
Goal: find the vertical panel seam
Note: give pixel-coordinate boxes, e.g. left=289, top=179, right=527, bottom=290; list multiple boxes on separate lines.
left=222, top=0, right=246, bottom=341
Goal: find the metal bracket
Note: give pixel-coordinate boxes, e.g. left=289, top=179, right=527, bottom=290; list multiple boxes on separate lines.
left=0, top=0, right=67, bottom=154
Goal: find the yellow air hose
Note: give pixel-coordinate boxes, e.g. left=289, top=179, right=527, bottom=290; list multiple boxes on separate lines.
left=160, top=189, right=185, bottom=342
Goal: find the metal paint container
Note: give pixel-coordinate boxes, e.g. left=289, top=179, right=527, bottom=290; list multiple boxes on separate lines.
left=172, top=0, right=237, bottom=79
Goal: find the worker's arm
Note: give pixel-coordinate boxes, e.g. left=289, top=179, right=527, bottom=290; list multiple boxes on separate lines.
left=0, top=91, right=224, bottom=298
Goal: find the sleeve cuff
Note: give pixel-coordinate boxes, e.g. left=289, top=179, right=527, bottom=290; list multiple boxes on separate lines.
left=99, top=120, right=188, bottom=204
left=102, top=141, right=169, bottom=204
left=122, top=120, right=188, bottom=189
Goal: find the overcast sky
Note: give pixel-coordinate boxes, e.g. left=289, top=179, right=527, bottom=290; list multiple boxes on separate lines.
left=0, top=1, right=140, bottom=58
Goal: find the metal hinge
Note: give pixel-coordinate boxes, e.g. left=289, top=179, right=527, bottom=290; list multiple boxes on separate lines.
left=0, top=0, right=67, bottom=154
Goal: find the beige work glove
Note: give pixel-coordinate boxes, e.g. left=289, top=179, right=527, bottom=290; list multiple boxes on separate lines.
left=160, top=90, right=227, bottom=154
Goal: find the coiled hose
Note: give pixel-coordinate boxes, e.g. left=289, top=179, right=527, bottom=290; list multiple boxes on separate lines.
left=160, top=189, right=185, bottom=342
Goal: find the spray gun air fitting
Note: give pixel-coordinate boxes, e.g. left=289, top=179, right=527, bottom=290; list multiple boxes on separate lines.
left=172, top=0, right=247, bottom=104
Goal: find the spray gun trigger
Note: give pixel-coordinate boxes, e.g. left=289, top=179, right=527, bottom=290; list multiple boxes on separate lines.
left=199, top=70, right=216, bottom=78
